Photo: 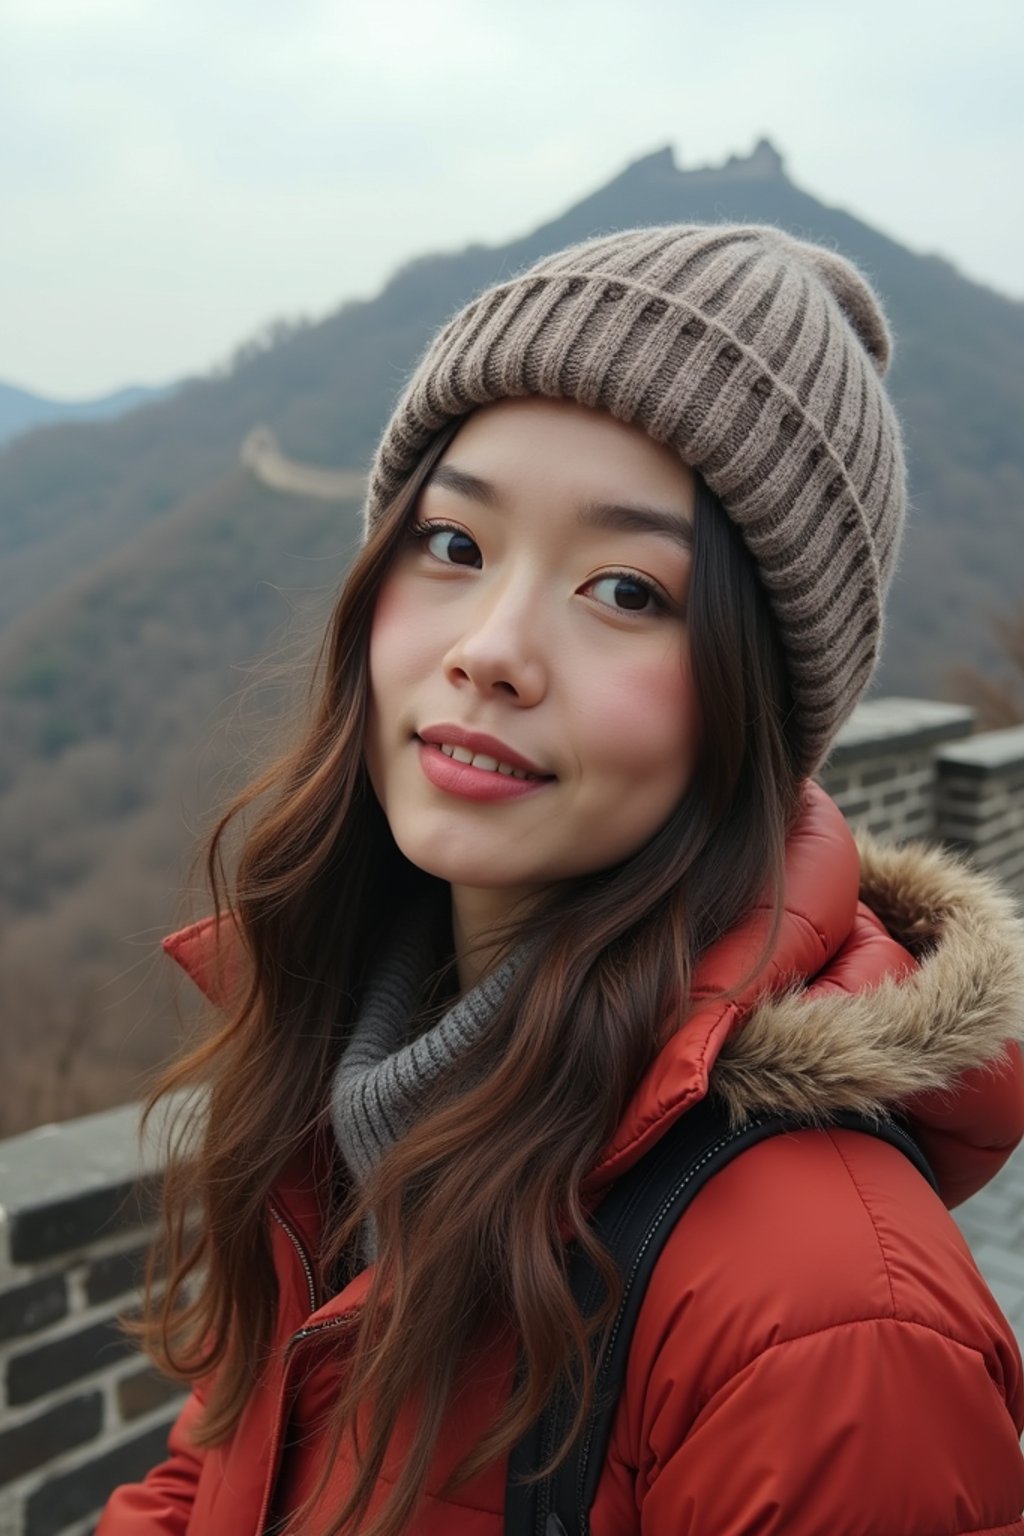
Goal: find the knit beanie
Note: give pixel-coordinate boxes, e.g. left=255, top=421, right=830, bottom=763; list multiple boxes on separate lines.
left=363, top=223, right=908, bottom=775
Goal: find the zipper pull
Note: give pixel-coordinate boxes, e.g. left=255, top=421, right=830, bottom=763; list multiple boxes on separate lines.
left=545, top=1516, right=569, bottom=1535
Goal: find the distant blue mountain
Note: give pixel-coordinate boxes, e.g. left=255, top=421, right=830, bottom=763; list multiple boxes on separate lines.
left=0, top=379, right=176, bottom=448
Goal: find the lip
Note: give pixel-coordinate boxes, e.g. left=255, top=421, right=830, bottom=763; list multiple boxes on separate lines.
left=416, top=723, right=552, bottom=779
left=416, top=741, right=553, bottom=802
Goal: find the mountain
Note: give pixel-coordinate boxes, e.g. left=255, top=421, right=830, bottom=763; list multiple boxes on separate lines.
left=1, top=136, right=1022, bottom=1136
left=0, top=379, right=176, bottom=449
left=2, top=139, right=1022, bottom=670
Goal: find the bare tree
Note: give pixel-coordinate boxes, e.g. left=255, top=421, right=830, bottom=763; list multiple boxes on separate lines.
left=949, top=609, right=1024, bottom=730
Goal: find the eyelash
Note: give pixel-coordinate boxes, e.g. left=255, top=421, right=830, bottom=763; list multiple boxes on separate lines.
left=407, top=518, right=674, bottom=616
left=409, top=518, right=469, bottom=548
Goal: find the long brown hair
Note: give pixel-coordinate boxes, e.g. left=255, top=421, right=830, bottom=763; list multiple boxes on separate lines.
left=138, top=412, right=803, bottom=1535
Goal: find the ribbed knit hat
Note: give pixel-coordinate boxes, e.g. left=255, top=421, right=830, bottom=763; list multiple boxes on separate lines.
left=364, top=223, right=908, bottom=774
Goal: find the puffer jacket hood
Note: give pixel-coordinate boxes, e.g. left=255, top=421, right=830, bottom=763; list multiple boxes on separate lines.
left=100, top=782, right=1024, bottom=1535
left=581, top=782, right=1024, bottom=1208
left=719, top=820, right=1023, bottom=1116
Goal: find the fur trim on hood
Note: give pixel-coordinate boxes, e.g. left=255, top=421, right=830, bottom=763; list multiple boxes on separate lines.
left=713, top=833, right=1024, bottom=1126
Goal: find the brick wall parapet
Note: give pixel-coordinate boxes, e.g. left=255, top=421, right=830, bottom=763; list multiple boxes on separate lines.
left=0, top=1103, right=187, bottom=1536
left=936, top=723, right=1024, bottom=891
left=816, top=697, right=975, bottom=846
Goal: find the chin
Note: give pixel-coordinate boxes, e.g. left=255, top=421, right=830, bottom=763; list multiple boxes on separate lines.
left=415, top=855, right=540, bottom=891
left=390, top=831, right=538, bottom=891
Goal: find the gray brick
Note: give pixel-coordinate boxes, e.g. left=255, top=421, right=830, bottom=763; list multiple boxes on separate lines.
left=84, top=1245, right=149, bottom=1307
left=939, top=779, right=977, bottom=803
left=0, top=1274, right=68, bottom=1343
left=0, top=1392, right=103, bottom=1487
left=833, top=794, right=871, bottom=818
left=861, top=763, right=900, bottom=787
left=24, top=1418, right=174, bottom=1536
left=7, top=1317, right=135, bottom=1407
left=8, top=1179, right=159, bottom=1267
left=937, top=724, right=1024, bottom=778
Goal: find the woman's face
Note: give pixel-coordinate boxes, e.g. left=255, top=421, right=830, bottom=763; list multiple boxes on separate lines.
left=365, top=397, right=700, bottom=911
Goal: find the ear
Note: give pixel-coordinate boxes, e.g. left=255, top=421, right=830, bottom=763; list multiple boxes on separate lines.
left=162, top=914, right=243, bottom=1008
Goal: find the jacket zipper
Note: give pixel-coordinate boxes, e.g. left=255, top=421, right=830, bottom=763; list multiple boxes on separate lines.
left=287, top=1313, right=356, bottom=1347
left=267, top=1200, right=363, bottom=1353
left=259, top=1202, right=361, bottom=1534
left=269, top=1200, right=319, bottom=1315
left=256, top=1313, right=359, bottom=1535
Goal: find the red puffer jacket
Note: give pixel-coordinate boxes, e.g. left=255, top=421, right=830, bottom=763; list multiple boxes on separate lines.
left=99, top=784, right=1024, bottom=1534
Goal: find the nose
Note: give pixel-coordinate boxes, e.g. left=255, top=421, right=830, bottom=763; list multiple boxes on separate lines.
left=443, top=578, right=548, bottom=705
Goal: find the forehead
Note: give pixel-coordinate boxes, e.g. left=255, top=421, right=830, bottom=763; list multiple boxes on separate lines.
left=432, top=397, right=696, bottom=516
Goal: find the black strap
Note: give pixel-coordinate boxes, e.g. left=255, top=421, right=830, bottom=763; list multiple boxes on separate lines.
left=504, top=1097, right=938, bottom=1536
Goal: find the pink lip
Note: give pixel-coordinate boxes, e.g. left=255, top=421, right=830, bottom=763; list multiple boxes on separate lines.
left=417, top=742, right=552, bottom=802
left=417, top=723, right=551, bottom=779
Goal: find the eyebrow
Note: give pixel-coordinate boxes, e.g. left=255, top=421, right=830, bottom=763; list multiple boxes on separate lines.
left=424, top=463, right=694, bottom=550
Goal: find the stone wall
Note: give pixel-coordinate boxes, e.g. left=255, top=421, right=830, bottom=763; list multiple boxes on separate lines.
left=0, top=1106, right=186, bottom=1536
left=816, top=696, right=975, bottom=845
left=937, top=724, right=1024, bottom=892
left=816, top=698, right=1024, bottom=897
left=1, top=698, right=1023, bottom=1532
left=240, top=426, right=367, bottom=502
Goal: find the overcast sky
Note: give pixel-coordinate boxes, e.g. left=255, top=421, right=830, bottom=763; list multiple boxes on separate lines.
left=3, top=0, right=1022, bottom=399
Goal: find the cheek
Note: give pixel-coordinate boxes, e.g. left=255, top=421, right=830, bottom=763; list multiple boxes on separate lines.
left=368, top=573, right=426, bottom=702
left=583, top=644, right=700, bottom=783
left=365, top=576, right=423, bottom=789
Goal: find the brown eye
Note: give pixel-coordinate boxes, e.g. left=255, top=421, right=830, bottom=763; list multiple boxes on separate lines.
left=588, top=574, right=659, bottom=613
left=415, top=523, right=482, bottom=568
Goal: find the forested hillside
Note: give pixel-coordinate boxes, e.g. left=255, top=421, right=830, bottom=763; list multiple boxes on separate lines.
left=2, top=138, right=1022, bottom=1134
left=0, top=475, right=362, bottom=1131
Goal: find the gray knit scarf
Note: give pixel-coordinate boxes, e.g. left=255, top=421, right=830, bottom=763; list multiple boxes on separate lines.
left=329, top=892, right=523, bottom=1261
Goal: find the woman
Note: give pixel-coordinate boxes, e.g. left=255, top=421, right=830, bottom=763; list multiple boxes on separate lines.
left=100, top=224, right=1024, bottom=1535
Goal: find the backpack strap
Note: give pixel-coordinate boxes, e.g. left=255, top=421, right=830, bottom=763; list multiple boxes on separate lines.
left=504, top=1096, right=937, bottom=1536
